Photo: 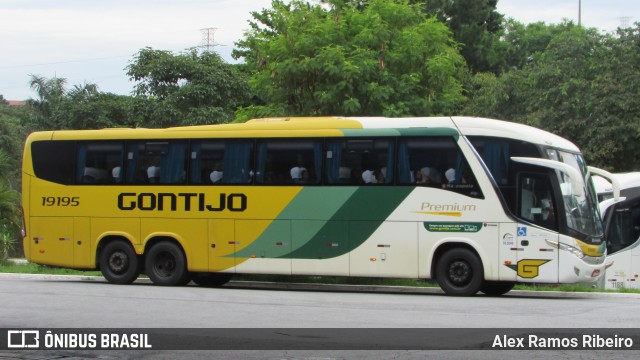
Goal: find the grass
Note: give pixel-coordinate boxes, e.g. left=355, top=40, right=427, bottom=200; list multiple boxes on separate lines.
left=0, top=262, right=102, bottom=276
left=1, top=261, right=639, bottom=294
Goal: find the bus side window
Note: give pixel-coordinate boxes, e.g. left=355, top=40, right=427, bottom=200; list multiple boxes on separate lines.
left=326, top=138, right=392, bottom=185
left=126, top=141, right=187, bottom=185
left=221, top=141, right=254, bottom=184
left=608, top=206, right=640, bottom=254
left=518, top=174, right=558, bottom=231
left=398, top=137, right=482, bottom=198
left=190, top=141, right=225, bottom=185
left=256, top=139, right=322, bottom=185
left=31, top=141, right=76, bottom=185
left=76, top=142, right=123, bottom=185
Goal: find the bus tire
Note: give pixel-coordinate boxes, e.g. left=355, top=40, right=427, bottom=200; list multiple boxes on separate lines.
left=480, top=281, right=515, bottom=296
left=99, top=240, right=140, bottom=285
left=435, top=248, right=483, bottom=296
left=145, top=241, right=190, bottom=286
left=192, top=273, right=233, bottom=287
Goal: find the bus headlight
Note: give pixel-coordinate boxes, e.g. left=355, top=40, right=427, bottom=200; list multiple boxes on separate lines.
left=546, top=240, right=585, bottom=259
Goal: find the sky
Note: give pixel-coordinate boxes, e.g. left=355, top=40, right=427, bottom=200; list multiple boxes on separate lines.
left=1, top=0, right=638, bottom=101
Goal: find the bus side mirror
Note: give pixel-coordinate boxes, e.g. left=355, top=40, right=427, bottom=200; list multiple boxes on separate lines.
left=587, top=166, right=621, bottom=201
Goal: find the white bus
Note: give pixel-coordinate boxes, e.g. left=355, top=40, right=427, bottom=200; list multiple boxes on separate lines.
left=596, top=173, right=640, bottom=289
left=21, top=116, right=612, bottom=296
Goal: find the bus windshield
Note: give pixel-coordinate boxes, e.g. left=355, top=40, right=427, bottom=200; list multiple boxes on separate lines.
left=549, top=149, right=603, bottom=237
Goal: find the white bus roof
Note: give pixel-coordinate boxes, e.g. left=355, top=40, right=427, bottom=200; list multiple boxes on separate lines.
left=342, top=116, right=580, bottom=153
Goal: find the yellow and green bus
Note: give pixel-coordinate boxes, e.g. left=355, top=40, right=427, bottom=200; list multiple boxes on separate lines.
left=21, top=117, right=613, bottom=296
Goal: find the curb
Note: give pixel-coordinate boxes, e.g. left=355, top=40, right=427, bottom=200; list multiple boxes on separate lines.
left=1, top=272, right=639, bottom=298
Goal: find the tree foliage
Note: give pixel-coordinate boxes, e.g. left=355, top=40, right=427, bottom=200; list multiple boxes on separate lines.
left=126, top=48, right=252, bottom=127
left=25, top=75, right=136, bottom=131
left=234, top=0, right=466, bottom=117
left=418, top=0, right=504, bottom=73
left=463, top=23, right=640, bottom=171
left=6, top=4, right=640, bottom=175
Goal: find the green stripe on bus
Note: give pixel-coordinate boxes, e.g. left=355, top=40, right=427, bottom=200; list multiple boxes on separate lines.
left=232, top=187, right=358, bottom=258
left=284, top=186, right=414, bottom=259
left=232, top=187, right=414, bottom=260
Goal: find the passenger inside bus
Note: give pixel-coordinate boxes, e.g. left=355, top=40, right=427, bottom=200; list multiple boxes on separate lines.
left=210, top=170, right=223, bottom=183
left=83, top=161, right=108, bottom=183
left=290, top=166, right=308, bottom=183
left=147, top=165, right=160, bottom=183
left=361, top=169, right=380, bottom=184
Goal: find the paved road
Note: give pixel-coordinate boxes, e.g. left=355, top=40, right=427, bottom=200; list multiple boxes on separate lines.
left=0, top=274, right=639, bottom=359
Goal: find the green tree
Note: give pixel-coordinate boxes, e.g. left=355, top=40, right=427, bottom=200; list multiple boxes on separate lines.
left=418, top=0, right=504, bottom=73
left=0, top=104, right=29, bottom=183
left=26, top=75, right=68, bottom=130
left=55, top=91, right=137, bottom=130
left=499, top=20, right=580, bottom=71
left=234, top=0, right=466, bottom=118
left=0, top=149, right=20, bottom=261
left=25, top=75, right=137, bottom=130
left=126, top=48, right=252, bottom=127
left=464, top=24, right=640, bottom=171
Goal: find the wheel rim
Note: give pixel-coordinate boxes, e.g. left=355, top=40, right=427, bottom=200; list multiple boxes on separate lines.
left=152, top=251, right=177, bottom=278
left=448, top=259, right=472, bottom=286
left=108, top=251, right=129, bottom=274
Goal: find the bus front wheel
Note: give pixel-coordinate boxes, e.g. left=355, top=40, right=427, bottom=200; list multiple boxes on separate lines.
left=145, top=241, right=190, bottom=286
left=435, top=248, right=483, bottom=296
left=99, top=240, right=140, bottom=285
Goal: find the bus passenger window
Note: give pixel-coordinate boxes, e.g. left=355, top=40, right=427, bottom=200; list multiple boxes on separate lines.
left=397, top=137, right=482, bottom=198
left=326, top=138, right=392, bottom=185
left=256, top=139, right=321, bottom=185
left=126, top=141, right=187, bottom=184
left=190, top=141, right=225, bottom=184
left=220, top=141, right=254, bottom=184
left=76, top=142, right=123, bottom=185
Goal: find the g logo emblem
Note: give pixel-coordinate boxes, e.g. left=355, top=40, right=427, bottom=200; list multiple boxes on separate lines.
left=505, top=259, right=551, bottom=279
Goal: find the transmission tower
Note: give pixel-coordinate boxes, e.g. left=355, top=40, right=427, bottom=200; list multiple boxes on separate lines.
left=200, top=28, right=220, bottom=52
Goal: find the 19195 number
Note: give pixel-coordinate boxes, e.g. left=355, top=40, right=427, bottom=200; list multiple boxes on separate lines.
left=41, top=196, right=80, bottom=207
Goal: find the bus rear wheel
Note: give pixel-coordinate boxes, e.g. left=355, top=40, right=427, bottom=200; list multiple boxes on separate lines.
left=145, top=241, right=190, bottom=286
left=192, top=273, right=233, bottom=287
left=435, top=248, right=483, bottom=296
left=99, top=240, right=140, bottom=284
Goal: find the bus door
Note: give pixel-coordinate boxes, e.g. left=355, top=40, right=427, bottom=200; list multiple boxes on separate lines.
left=513, top=173, right=559, bottom=283
left=208, top=219, right=237, bottom=273
left=603, top=200, right=640, bottom=289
